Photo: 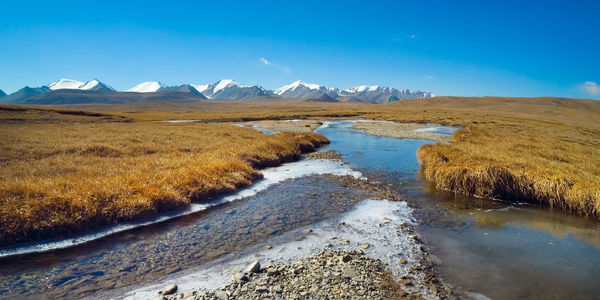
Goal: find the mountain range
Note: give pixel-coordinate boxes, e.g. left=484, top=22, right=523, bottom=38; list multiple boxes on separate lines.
left=0, top=78, right=433, bottom=104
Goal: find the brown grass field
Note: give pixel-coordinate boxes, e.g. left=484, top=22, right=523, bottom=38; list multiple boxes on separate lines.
left=1, top=95, right=599, bottom=244
left=0, top=111, right=328, bottom=245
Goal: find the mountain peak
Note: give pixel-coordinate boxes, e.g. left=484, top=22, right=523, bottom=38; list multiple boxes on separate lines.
left=126, top=81, right=166, bottom=93
left=48, top=78, right=85, bottom=90
left=213, top=79, right=246, bottom=93
left=347, top=85, right=380, bottom=93
left=47, top=78, right=115, bottom=92
left=275, top=80, right=325, bottom=95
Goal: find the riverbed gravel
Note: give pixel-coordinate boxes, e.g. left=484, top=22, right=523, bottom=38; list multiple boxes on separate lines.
left=158, top=250, right=426, bottom=300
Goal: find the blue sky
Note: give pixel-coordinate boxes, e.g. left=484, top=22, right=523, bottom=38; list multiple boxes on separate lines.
left=0, top=0, right=598, bottom=99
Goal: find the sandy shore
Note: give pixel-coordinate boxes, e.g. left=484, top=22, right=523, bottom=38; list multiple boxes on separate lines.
left=241, top=119, right=453, bottom=143
left=244, top=120, right=324, bottom=132
left=351, top=122, right=452, bottom=143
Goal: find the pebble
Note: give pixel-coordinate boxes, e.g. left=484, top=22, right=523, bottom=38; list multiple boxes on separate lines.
left=266, top=267, right=280, bottom=276
left=360, top=242, right=371, bottom=249
left=255, top=285, right=269, bottom=293
left=163, top=250, right=431, bottom=300
left=378, top=217, right=392, bottom=226
left=160, top=284, right=178, bottom=295
left=246, top=261, right=261, bottom=273
left=339, top=254, right=352, bottom=263
left=214, top=290, right=228, bottom=300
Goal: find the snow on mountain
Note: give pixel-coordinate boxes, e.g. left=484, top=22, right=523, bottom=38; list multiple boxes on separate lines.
left=345, top=85, right=380, bottom=93
left=213, top=79, right=246, bottom=93
left=194, top=79, right=274, bottom=100
left=48, top=78, right=85, bottom=90
left=341, top=85, right=432, bottom=103
left=274, top=80, right=340, bottom=99
left=275, top=80, right=322, bottom=94
left=48, top=78, right=115, bottom=91
left=126, top=81, right=166, bottom=93
left=191, top=84, right=210, bottom=94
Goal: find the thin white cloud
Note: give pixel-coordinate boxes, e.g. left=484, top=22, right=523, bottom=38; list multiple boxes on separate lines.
left=409, top=34, right=416, bottom=39
left=258, top=57, right=291, bottom=74
left=260, top=57, right=271, bottom=65
left=424, top=75, right=437, bottom=80
left=581, top=81, right=600, bottom=96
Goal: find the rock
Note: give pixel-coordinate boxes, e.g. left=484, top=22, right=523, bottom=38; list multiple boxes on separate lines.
left=360, top=242, right=371, bottom=249
left=398, top=258, right=407, bottom=264
left=267, top=267, right=280, bottom=276
left=181, top=249, right=443, bottom=299
left=400, top=279, right=413, bottom=286
left=263, top=245, right=272, bottom=250
left=271, top=284, right=283, bottom=294
left=339, top=254, right=352, bottom=263
left=160, top=284, right=178, bottom=295
left=341, top=267, right=358, bottom=280
left=176, top=292, right=184, bottom=298
left=339, top=238, right=349, bottom=245
left=377, top=217, right=392, bottom=226
left=304, top=229, right=313, bottom=233
left=215, top=290, right=228, bottom=300
left=156, top=296, right=165, bottom=300
left=233, top=272, right=249, bottom=282
left=246, top=261, right=261, bottom=273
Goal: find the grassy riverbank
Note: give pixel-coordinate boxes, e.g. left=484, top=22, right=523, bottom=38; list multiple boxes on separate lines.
left=0, top=110, right=328, bottom=245
left=1, top=95, right=599, bottom=245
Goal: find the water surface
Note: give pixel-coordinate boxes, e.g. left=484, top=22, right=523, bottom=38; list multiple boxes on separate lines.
left=317, top=121, right=600, bottom=300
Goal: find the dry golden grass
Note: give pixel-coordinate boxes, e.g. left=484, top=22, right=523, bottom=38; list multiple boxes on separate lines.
left=0, top=119, right=328, bottom=245
left=79, top=96, right=596, bottom=218
left=2, top=95, right=599, bottom=244
left=417, top=122, right=600, bottom=217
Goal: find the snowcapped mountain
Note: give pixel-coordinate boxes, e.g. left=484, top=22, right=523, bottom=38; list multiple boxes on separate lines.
left=2, top=78, right=433, bottom=104
left=340, top=85, right=432, bottom=103
left=126, top=81, right=166, bottom=93
left=274, top=80, right=340, bottom=99
left=0, top=89, right=6, bottom=97
left=48, top=78, right=115, bottom=92
left=195, top=79, right=275, bottom=100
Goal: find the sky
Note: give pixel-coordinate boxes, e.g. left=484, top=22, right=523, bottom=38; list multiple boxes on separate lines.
left=0, top=0, right=598, bottom=99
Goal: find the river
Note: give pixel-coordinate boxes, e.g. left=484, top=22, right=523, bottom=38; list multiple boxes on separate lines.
left=0, top=121, right=598, bottom=299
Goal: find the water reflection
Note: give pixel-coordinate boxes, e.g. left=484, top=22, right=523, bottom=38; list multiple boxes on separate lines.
left=318, top=121, right=600, bottom=300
